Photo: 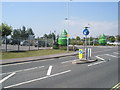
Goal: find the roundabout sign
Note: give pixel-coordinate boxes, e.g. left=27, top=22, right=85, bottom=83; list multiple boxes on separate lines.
left=83, top=28, right=89, bottom=36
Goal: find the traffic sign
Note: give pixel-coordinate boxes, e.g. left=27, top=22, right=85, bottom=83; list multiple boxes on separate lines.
left=83, top=28, right=89, bottom=35
left=79, top=49, right=83, bottom=59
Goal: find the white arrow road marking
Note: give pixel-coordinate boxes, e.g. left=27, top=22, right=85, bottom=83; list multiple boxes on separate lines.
left=0, top=66, right=44, bottom=76
left=105, top=54, right=118, bottom=58
left=88, top=61, right=106, bottom=67
left=4, top=70, right=71, bottom=88
left=0, top=72, right=16, bottom=83
left=95, top=56, right=105, bottom=61
left=47, top=65, right=53, bottom=76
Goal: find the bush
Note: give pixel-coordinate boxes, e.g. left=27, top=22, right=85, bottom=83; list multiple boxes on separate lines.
left=53, top=42, right=59, bottom=49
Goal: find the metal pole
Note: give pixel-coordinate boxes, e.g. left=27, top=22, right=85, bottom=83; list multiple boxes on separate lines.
left=89, top=36, right=90, bottom=46
left=66, top=0, right=69, bottom=53
left=29, top=38, right=30, bottom=51
left=38, top=37, right=39, bottom=50
left=45, top=37, right=47, bottom=47
left=18, top=38, right=20, bottom=52
left=85, top=35, right=87, bottom=60
left=5, top=35, right=7, bottom=52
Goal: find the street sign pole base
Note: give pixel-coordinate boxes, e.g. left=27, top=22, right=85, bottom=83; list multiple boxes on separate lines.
left=72, top=58, right=97, bottom=64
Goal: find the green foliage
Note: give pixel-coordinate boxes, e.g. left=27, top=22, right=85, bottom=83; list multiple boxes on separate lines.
left=0, top=23, right=12, bottom=37
left=116, top=35, right=120, bottom=41
left=76, top=36, right=80, bottom=40
left=11, top=26, right=35, bottom=40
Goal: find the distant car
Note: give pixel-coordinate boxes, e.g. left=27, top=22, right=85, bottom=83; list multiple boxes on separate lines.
left=34, top=41, right=49, bottom=47
left=20, top=41, right=29, bottom=46
left=107, top=41, right=120, bottom=45
left=113, top=42, right=120, bottom=45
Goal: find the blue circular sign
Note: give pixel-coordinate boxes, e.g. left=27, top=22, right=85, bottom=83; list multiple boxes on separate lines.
left=83, top=29, right=89, bottom=35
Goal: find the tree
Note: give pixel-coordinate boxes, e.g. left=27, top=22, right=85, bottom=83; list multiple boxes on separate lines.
left=0, top=23, right=12, bottom=37
left=27, top=28, right=35, bottom=39
left=11, top=29, right=21, bottom=39
left=43, top=34, right=48, bottom=38
left=116, top=35, right=120, bottom=41
left=90, top=37, right=93, bottom=41
left=108, top=36, right=115, bottom=42
left=52, top=33, right=56, bottom=42
left=76, top=36, right=80, bottom=40
left=20, top=26, right=28, bottom=40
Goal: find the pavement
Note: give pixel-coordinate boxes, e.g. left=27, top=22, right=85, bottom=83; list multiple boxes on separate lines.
left=1, top=45, right=115, bottom=65
left=1, top=51, right=79, bottom=65
left=0, top=46, right=119, bottom=89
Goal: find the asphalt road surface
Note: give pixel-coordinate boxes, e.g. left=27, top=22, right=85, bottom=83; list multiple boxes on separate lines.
left=1, top=46, right=119, bottom=88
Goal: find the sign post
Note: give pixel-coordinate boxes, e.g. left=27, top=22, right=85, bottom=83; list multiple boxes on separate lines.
left=79, top=49, right=83, bottom=59
left=83, top=27, right=89, bottom=60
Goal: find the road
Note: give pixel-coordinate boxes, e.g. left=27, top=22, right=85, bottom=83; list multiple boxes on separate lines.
left=1, top=46, right=119, bottom=88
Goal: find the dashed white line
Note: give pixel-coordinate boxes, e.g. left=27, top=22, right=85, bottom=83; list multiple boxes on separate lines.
left=4, top=70, right=71, bottom=88
left=105, top=54, right=118, bottom=58
left=0, top=72, right=16, bottom=83
left=61, top=59, right=78, bottom=64
left=88, top=61, right=106, bottom=67
left=47, top=65, right=53, bottom=76
left=113, top=52, right=119, bottom=54
left=95, top=56, right=105, bottom=61
left=0, top=66, right=44, bottom=76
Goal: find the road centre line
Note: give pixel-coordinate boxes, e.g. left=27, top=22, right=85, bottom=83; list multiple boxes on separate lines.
left=4, top=70, right=71, bottom=88
left=88, top=61, right=106, bottom=67
left=105, top=54, right=118, bottom=58
left=95, top=56, right=105, bottom=61
left=47, top=65, right=53, bottom=76
left=0, top=66, right=44, bottom=76
left=0, top=72, right=16, bottom=83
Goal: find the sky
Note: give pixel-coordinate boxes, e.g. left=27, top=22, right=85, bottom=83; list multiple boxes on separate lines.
left=2, top=1, right=118, bottom=38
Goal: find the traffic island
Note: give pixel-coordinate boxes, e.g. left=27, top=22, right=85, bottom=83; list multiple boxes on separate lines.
left=72, top=58, right=98, bottom=64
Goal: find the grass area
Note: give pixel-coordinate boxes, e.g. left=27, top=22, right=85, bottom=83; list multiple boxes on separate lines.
left=2, top=49, right=68, bottom=60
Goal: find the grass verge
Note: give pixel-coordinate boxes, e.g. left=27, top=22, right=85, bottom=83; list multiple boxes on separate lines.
left=1, top=49, right=69, bottom=60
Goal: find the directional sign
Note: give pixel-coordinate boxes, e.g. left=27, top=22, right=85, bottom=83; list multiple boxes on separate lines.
left=83, top=28, right=89, bottom=35
left=79, top=49, right=83, bottom=59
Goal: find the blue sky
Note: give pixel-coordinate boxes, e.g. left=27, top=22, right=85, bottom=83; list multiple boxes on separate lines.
left=2, top=2, right=118, bottom=38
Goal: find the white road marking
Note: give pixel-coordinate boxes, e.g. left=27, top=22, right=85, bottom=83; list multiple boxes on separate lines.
left=4, top=70, right=71, bottom=88
left=47, top=65, right=53, bottom=76
left=105, top=54, right=118, bottom=58
left=95, top=56, right=105, bottom=61
left=88, top=61, right=106, bottom=67
left=61, top=59, right=78, bottom=64
left=113, top=52, right=119, bottom=54
left=0, top=72, right=16, bottom=83
left=0, top=66, right=44, bottom=76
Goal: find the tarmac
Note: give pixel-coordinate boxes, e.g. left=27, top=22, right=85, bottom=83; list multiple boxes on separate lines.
left=1, top=51, right=97, bottom=65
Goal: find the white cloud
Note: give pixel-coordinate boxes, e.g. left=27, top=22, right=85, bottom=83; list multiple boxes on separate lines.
left=63, top=17, right=118, bottom=38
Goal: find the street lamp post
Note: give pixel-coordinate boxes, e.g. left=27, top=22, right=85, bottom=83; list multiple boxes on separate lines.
left=66, top=0, right=71, bottom=53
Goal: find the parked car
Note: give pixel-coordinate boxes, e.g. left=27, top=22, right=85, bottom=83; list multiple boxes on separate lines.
left=20, top=41, right=29, bottom=46
left=34, top=41, right=49, bottom=47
